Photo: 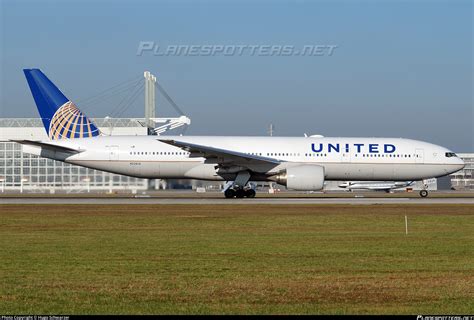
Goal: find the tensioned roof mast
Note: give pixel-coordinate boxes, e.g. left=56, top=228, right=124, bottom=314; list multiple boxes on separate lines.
left=143, top=71, right=191, bottom=136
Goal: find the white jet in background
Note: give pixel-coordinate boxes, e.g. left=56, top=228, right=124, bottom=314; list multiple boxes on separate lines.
left=338, top=181, right=414, bottom=193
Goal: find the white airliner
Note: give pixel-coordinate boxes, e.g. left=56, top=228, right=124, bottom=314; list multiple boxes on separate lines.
left=14, top=69, right=464, bottom=198
left=338, top=181, right=415, bottom=193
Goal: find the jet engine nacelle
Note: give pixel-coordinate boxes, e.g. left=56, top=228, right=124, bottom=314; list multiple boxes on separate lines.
left=271, top=165, right=325, bottom=191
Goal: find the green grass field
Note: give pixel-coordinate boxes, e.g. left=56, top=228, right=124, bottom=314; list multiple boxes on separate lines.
left=0, top=204, right=473, bottom=314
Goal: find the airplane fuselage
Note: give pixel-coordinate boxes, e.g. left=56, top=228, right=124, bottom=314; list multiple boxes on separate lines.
left=38, top=135, right=464, bottom=182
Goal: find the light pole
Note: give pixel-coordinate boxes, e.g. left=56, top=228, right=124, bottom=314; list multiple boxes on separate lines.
left=82, top=177, right=91, bottom=193
left=20, top=177, right=28, bottom=193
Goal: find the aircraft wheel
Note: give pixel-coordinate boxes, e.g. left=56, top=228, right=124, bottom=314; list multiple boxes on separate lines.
left=224, top=188, right=236, bottom=198
left=245, top=189, right=256, bottom=198
left=235, top=189, right=246, bottom=198
left=419, top=190, right=429, bottom=198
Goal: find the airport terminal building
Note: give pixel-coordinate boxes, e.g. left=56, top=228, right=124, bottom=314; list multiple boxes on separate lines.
left=450, top=153, right=474, bottom=190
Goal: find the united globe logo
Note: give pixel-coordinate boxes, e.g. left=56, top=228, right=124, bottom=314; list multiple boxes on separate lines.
left=48, top=101, right=100, bottom=140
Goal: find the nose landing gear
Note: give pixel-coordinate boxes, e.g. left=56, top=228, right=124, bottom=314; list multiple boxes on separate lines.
left=419, top=180, right=429, bottom=198
left=419, top=189, right=429, bottom=198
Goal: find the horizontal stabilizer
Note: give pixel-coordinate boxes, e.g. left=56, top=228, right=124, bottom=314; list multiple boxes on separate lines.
left=10, top=140, right=83, bottom=154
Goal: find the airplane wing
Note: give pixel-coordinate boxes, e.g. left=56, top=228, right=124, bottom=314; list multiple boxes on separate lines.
left=158, top=139, right=281, bottom=167
left=10, top=140, right=84, bottom=154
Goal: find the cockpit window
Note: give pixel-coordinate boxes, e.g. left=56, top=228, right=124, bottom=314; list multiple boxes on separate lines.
left=445, top=152, right=457, bottom=158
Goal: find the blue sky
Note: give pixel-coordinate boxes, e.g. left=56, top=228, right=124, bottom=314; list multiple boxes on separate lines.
left=1, top=0, right=472, bottom=151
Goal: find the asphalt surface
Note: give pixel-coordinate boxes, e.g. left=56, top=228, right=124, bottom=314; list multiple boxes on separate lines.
left=2, top=197, right=474, bottom=205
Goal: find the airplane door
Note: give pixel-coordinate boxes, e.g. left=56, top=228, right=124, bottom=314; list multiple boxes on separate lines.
left=415, top=148, right=424, bottom=164
left=107, top=146, right=119, bottom=161
left=341, top=151, right=351, bottom=178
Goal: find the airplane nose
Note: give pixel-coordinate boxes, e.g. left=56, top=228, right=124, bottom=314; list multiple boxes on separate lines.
left=444, top=158, right=465, bottom=175
left=453, top=158, right=465, bottom=172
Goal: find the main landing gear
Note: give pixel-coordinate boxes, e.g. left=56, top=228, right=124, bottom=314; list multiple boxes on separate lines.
left=224, top=188, right=256, bottom=198
left=223, top=170, right=257, bottom=198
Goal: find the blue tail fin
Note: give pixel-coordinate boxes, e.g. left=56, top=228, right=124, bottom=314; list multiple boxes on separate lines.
left=23, top=69, right=100, bottom=140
